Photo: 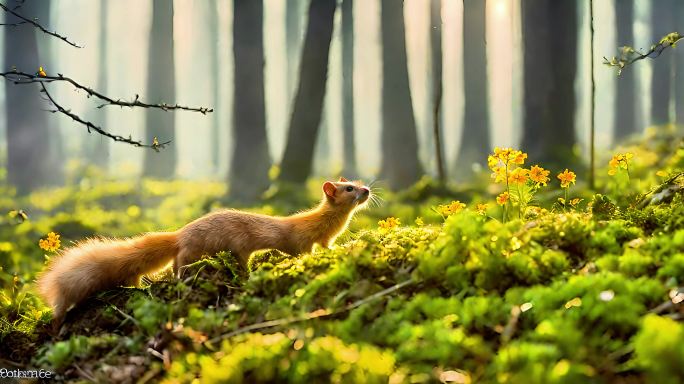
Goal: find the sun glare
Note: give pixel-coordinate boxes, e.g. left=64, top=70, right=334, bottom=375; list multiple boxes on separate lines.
left=493, top=0, right=507, bottom=18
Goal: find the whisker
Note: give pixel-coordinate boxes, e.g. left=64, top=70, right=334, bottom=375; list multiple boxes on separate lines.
left=368, top=194, right=384, bottom=208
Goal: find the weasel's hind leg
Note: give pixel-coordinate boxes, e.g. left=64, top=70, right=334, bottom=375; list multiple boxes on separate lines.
left=174, top=248, right=198, bottom=278
left=50, top=298, right=67, bottom=335
left=123, top=275, right=142, bottom=287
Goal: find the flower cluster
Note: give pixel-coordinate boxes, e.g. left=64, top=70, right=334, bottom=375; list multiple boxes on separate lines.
left=475, top=203, right=489, bottom=216
left=488, top=148, right=557, bottom=221
left=488, top=147, right=527, bottom=183
left=488, top=148, right=552, bottom=188
left=437, top=201, right=466, bottom=217
left=39, top=232, right=61, bottom=252
left=608, top=152, right=633, bottom=176
left=378, top=217, right=401, bottom=231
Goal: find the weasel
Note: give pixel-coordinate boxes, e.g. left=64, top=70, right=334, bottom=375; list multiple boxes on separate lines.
left=37, top=178, right=370, bottom=325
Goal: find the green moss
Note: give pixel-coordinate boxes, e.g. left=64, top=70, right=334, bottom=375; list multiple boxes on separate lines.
left=1, top=134, right=684, bottom=382
left=634, top=315, right=684, bottom=383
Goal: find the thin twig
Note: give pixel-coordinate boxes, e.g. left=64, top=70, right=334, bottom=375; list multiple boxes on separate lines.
left=604, top=32, right=683, bottom=74
left=39, top=82, right=170, bottom=151
left=11, top=0, right=26, bottom=11
left=147, top=348, right=165, bottom=361
left=0, top=20, right=27, bottom=26
left=108, top=303, right=141, bottom=326
left=0, top=2, right=82, bottom=48
left=500, top=306, right=521, bottom=345
left=73, top=363, right=97, bottom=382
left=205, top=278, right=415, bottom=345
left=1, top=70, right=213, bottom=114
left=0, top=357, right=25, bottom=368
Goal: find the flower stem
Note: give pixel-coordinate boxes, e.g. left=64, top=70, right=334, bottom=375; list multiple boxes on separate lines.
left=626, top=163, right=631, bottom=183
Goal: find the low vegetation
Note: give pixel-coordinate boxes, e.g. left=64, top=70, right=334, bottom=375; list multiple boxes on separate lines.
left=1, top=127, right=683, bottom=383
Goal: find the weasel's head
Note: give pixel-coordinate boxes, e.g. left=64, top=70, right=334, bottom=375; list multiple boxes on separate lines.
left=322, top=177, right=370, bottom=210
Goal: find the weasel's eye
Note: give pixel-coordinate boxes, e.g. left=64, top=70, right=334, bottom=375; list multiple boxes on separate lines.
left=345, top=186, right=354, bottom=192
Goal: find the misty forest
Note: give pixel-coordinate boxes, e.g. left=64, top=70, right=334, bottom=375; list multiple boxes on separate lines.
left=1, top=0, right=684, bottom=382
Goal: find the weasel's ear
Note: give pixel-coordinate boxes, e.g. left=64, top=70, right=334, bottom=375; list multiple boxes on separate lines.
left=338, top=177, right=348, bottom=182
left=323, top=181, right=336, bottom=197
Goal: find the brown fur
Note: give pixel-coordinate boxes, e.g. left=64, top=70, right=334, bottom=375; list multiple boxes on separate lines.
left=36, top=179, right=369, bottom=325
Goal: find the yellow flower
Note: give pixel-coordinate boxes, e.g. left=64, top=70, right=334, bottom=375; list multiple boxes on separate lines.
left=414, top=217, right=424, bottom=226
left=491, top=147, right=527, bottom=165
left=490, top=165, right=507, bottom=183
left=508, top=168, right=529, bottom=185
left=496, top=192, right=509, bottom=206
left=475, top=203, right=488, bottom=215
left=438, top=201, right=466, bottom=216
left=378, top=217, right=400, bottom=231
left=487, top=154, right=499, bottom=170
left=39, top=232, right=61, bottom=252
left=512, top=151, right=527, bottom=165
left=529, top=165, right=550, bottom=186
left=608, top=152, right=633, bottom=176
left=557, top=169, right=576, bottom=188
left=494, top=147, right=513, bottom=162
left=569, top=198, right=583, bottom=207
left=38, top=66, right=47, bottom=77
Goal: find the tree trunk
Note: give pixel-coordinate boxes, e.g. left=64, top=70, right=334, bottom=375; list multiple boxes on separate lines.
left=456, top=0, right=489, bottom=180
left=674, top=1, right=684, bottom=127
left=650, top=0, right=675, bottom=126
left=379, top=0, right=422, bottom=189
left=279, top=0, right=337, bottom=183
left=286, top=0, right=302, bottom=101
left=86, top=0, right=110, bottom=168
left=36, top=0, right=64, bottom=185
left=313, top=108, right=330, bottom=176
left=229, top=0, right=271, bottom=202
left=208, top=0, right=220, bottom=175
left=4, top=0, right=58, bottom=193
left=521, top=0, right=578, bottom=167
left=613, top=0, right=639, bottom=141
left=341, top=0, right=357, bottom=177
left=143, top=0, right=176, bottom=178
left=430, top=0, right=445, bottom=182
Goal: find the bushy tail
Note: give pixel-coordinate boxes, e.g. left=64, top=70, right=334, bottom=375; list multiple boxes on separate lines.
left=37, top=232, right=179, bottom=324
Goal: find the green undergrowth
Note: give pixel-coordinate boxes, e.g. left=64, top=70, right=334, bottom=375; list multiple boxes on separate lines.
left=0, top=130, right=683, bottom=382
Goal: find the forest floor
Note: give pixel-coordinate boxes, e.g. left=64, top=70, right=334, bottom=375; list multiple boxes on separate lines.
left=1, top=127, right=684, bottom=383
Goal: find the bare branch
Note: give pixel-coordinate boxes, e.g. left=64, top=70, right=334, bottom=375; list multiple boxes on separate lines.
left=0, top=1, right=83, bottom=48
left=0, top=20, right=27, bottom=26
left=11, top=0, right=26, bottom=11
left=39, top=82, right=170, bottom=151
left=604, top=32, right=683, bottom=74
left=1, top=70, right=214, bottom=114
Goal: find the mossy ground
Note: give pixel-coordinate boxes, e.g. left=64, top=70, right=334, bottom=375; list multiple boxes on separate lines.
left=1, top=129, right=684, bottom=383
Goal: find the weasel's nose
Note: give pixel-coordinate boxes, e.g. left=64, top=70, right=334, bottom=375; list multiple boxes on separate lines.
left=361, top=187, right=370, bottom=195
